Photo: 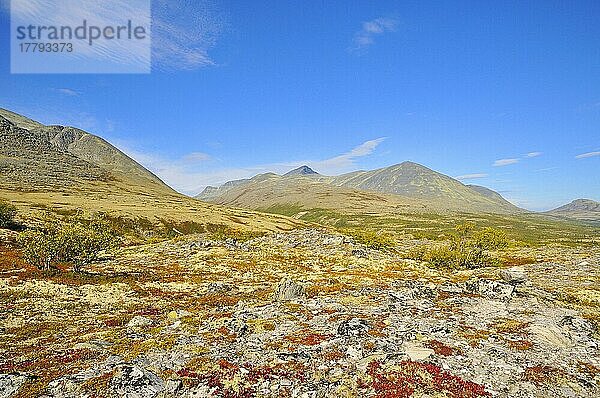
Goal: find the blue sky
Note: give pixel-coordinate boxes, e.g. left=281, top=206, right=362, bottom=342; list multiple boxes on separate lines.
left=0, top=0, right=599, bottom=211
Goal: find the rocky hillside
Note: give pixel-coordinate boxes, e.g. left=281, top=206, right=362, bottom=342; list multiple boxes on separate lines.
left=0, top=109, right=169, bottom=190
left=546, top=199, right=600, bottom=223
left=283, top=165, right=320, bottom=177
left=0, top=109, right=303, bottom=232
left=199, top=172, right=426, bottom=215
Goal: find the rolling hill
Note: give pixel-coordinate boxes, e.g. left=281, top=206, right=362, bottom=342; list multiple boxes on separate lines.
left=197, top=162, right=521, bottom=215
left=545, top=199, right=600, bottom=223
left=0, top=108, right=303, bottom=232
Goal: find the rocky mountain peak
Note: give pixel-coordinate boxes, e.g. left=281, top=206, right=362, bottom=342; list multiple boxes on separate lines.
left=284, top=165, right=319, bottom=177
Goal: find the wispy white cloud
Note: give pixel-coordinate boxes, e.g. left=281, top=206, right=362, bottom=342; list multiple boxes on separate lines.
left=493, top=158, right=520, bottom=167
left=310, top=138, right=385, bottom=171
left=455, top=173, right=488, bottom=180
left=350, top=17, right=397, bottom=52
left=9, top=0, right=151, bottom=71
left=525, top=151, right=542, bottom=158
left=152, top=0, right=225, bottom=70
left=575, top=151, right=600, bottom=159
left=117, top=138, right=386, bottom=196
left=182, top=152, right=211, bottom=163
left=8, top=0, right=224, bottom=72
left=536, top=166, right=558, bottom=172
left=55, top=88, right=79, bottom=96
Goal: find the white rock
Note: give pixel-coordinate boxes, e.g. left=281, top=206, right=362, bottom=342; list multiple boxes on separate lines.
left=273, top=278, right=306, bottom=301
left=500, top=267, right=527, bottom=284
left=403, top=342, right=435, bottom=361
left=0, top=374, right=27, bottom=398
left=528, top=323, right=572, bottom=348
left=126, top=315, right=153, bottom=329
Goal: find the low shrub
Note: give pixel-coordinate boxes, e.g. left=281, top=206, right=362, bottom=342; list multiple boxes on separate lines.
left=17, top=215, right=119, bottom=272
left=0, top=200, right=17, bottom=228
left=408, top=223, right=508, bottom=269
left=343, top=229, right=396, bottom=250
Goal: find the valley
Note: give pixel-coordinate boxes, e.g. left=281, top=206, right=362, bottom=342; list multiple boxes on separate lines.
left=0, top=109, right=598, bottom=398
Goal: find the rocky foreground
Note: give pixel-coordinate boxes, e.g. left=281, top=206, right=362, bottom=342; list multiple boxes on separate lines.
left=1, top=229, right=599, bottom=397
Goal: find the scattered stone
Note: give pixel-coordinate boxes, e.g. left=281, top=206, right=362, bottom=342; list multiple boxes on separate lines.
left=403, top=342, right=435, bottom=361
left=110, top=365, right=165, bottom=398
left=273, top=278, right=305, bottom=301
left=528, top=322, right=573, bottom=348
left=0, top=374, right=27, bottom=398
left=207, top=282, right=234, bottom=294
left=464, top=278, right=515, bottom=301
left=167, top=309, right=192, bottom=320
left=500, top=267, right=528, bottom=284
left=164, top=379, right=183, bottom=395
left=559, top=315, right=596, bottom=337
left=337, top=318, right=370, bottom=337
left=127, top=316, right=153, bottom=329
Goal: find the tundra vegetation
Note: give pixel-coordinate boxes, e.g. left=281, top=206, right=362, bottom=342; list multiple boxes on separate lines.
left=17, top=214, right=118, bottom=272
left=408, top=223, right=509, bottom=269
left=0, top=199, right=17, bottom=228
left=1, top=206, right=599, bottom=397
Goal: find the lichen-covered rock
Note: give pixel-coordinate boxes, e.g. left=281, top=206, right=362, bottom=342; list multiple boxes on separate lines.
left=464, top=278, right=515, bottom=301
left=273, top=278, right=305, bottom=301
left=127, top=316, right=153, bottom=329
left=110, top=365, right=164, bottom=398
left=0, top=374, right=27, bottom=398
left=337, top=318, right=370, bottom=337
left=500, top=267, right=528, bottom=284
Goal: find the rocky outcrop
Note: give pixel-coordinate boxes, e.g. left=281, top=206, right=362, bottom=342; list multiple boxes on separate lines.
left=273, top=278, right=306, bottom=301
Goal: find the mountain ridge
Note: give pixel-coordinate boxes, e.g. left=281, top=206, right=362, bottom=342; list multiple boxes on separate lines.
left=545, top=199, right=600, bottom=223
left=196, top=161, right=522, bottom=214
left=0, top=108, right=303, bottom=232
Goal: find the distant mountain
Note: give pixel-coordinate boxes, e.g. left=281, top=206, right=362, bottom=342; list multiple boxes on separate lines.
left=545, top=199, right=600, bottom=223
left=466, top=185, right=517, bottom=209
left=329, top=162, right=517, bottom=212
left=197, top=161, right=522, bottom=214
left=284, top=165, right=319, bottom=177
left=199, top=171, right=425, bottom=215
left=0, top=108, right=302, bottom=232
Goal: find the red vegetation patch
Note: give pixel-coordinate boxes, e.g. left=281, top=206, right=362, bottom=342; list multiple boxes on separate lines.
left=103, top=317, right=128, bottom=327
left=577, top=361, right=600, bottom=379
left=368, top=320, right=389, bottom=338
left=426, top=340, right=459, bottom=356
left=136, top=307, right=163, bottom=317
left=508, top=339, right=533, bottom=351
left=284, top=331, right=330, bottom=346
left=176, top=361, right=306, bottom=398
left=523, top=365, right=564, bottom=384
left=359, top=360, right=490, bottom=398
left=0, top=349, right=99, bottom=375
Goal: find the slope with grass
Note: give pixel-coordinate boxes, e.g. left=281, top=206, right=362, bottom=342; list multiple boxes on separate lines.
left=198, top=162, right=521, bottom=215
left=330, top=161, right=520, bottom=213
left=0, top=109, right=303, bottom=232
left=545, top=199, right=600, bottom=223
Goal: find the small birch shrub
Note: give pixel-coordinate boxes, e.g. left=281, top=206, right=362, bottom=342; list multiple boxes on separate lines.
left=18, top=215, right=118, bottom=272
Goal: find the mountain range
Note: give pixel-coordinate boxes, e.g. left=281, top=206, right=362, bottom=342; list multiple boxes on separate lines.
left=197, top=163, right=522, bottom=215
left=0, top=108, right=302, bottom=232
left=545, top=199, right=600, bottom=223
left=1, top=108, right=596, bottom=225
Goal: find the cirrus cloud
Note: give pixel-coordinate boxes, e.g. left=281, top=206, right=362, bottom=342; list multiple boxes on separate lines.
left=350, top=17, right=397, bottom=53
left=575, top=151, right=600, bottom=159
left=493, top=158, right=520, bottom=167
left=455, top=173, right=489, bottom=180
